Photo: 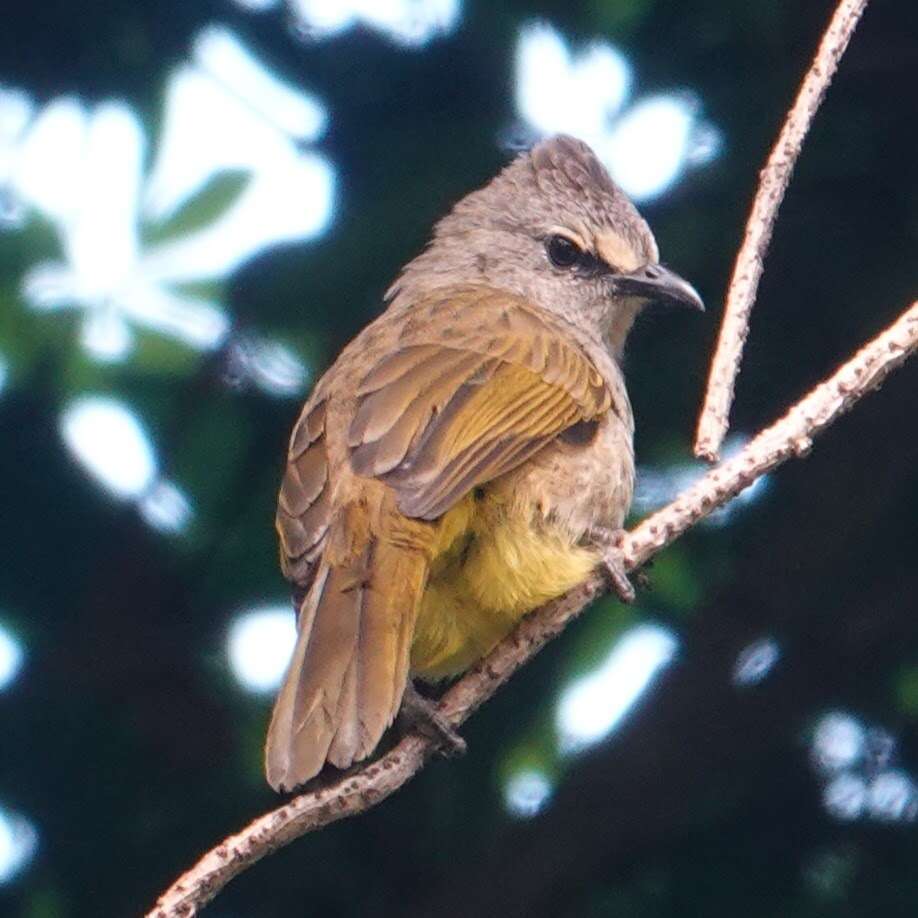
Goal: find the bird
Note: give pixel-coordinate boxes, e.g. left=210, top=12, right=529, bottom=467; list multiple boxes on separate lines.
left=266, top=134, right=703, bottom=792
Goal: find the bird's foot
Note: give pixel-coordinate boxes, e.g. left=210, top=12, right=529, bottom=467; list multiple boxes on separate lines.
left=588, top=526, right=636, bottom=603
left=399, top=682, right=467, bottom=757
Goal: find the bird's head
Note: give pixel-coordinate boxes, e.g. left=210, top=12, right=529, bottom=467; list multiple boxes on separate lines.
left=390, top=134, right=703, bottom=356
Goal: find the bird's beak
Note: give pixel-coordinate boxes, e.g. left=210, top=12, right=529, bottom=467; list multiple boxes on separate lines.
left=611, top=264, right=705, bottom=312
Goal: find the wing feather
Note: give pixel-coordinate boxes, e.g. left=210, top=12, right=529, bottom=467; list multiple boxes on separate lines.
left=277, top=399, right=332, bottom=587
left=347, top=290, right=614, bottom=521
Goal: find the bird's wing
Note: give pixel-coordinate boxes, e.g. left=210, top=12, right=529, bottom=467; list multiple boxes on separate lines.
left=277, top=396, right=332, bottom=590
left=348, top=286, right=615, bottom=520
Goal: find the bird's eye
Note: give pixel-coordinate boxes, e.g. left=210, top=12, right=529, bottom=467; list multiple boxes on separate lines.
left=546, top=235, right=582, bottom=269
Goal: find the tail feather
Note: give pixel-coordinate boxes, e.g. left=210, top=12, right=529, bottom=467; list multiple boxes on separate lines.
left=266, top=525, right=429, bottom=792
left=329, top=540, right=429, bottom=766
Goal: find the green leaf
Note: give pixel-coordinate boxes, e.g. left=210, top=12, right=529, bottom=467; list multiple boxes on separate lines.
left=143, top=170, right=250, bottom=245
left=894, top=665, right=918, bottom=718
left=648, top=545, right=703, bottom=613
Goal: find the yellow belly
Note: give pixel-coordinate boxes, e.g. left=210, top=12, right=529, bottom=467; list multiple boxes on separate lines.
left=410, top=494, right=598, bottom=680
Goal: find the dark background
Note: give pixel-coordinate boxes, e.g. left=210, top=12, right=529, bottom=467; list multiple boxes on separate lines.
left=1, top=1, right=918, bottom=915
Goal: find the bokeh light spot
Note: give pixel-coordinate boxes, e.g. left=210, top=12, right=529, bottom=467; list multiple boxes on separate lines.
left=556, top=624, right=677, bottom=755
left=60, top=395, right=156, bottom=499
left=866, top=770, right=917, bottom=823
left=812, top=712, right=865, bottom=774
left=503, top=769, right=553, bottom=818
left=823, top=772, right=867, bottom=822
left=634, top=435, right=769, bottom=526
left=284, top=0, right=461, bottom=47
left=516, top=22, right=631, bottom=143
left=6, top=28, right=334, bottom=367
left=225, top=334, right=310, bottom=397
left=138, top=480, right=193, bottom=534
left=194, top=26, right=327, bottom=139
left=514, top=23, right=718, bottom=201
left=733, top=636, right=780, bottom=687
left=228, top=606, right=297, bottom=693
left=601, top=94, right=695, bottom=200
left=0, top=806, right=38, bottom=885
left=0, top=624, right=24, bottom=691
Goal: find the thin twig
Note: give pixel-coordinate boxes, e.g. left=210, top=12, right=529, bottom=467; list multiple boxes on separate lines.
left=693, top=0, right=870, bottom=462
left=150, top=300, right=918, bottom=917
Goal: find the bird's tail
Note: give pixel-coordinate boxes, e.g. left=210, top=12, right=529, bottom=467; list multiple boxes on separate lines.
left=265, top=504, right=430, bottom=792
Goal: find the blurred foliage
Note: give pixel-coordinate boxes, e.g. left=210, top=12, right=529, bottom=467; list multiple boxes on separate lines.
left=0, top=1, right=917, bottom=916
left=142, top=171, right=250, bottom=246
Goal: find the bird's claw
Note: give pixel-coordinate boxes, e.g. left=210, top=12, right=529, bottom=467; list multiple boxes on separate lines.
left=399, top=682, right=467, bottom=757
left=589, top=526, right=636, bottom=603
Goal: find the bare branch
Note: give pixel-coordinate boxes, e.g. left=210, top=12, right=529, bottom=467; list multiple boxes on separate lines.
left=149, top=300, right=918, bottom=917
left=693, top=0, right=871, bottom=462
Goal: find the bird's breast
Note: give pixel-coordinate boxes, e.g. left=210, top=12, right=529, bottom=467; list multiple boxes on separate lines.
left=410, top=411, right=635, bottom=679
left=497, top=410, right=636, bottom=539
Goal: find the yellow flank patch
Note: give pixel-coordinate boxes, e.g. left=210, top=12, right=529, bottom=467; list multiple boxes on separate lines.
left=411, top=493, right=597, bottom=679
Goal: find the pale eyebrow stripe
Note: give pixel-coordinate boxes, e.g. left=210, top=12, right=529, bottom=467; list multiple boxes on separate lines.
left=595, top=232, right=643, bottom=272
